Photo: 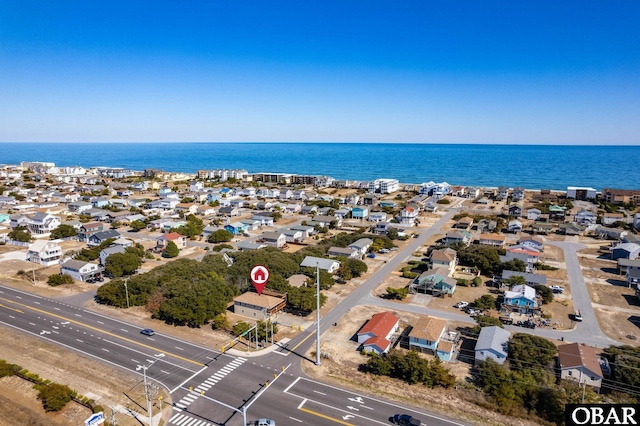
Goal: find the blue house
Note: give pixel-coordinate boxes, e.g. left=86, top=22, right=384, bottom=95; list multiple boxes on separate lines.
left=503, top=284, right=539, bottom=314
left=224, top=222, right=249, bottom=235
left=352, top=206, right=369, bottom=220
left=408, top=316, right=447, bottom=354
left=92, top=197, right=110, bottom=208
left=443, top=231, right=471, bottom=247
left=411, top=268, right=457, bottom=295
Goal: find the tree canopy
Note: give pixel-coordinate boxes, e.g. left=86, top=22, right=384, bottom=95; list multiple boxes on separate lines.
left=50, top=224, right=78, bottom=239
left=507, top=333, right=558, bottom=371
left=163, top=241, right=179, bottom=258
left=207, top=229, right=233, bottom=243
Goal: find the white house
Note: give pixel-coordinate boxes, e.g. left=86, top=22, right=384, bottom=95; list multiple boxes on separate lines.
left=566, top=186, right=597, bottom=200
left=26, top=240, right=63, bottom=266
left=475, top=326, right=511, bottom=365
left=348, top=238, right=373, bottom=257
left=262, top=232, right=286, bottom=248
left=527, top=208, right=542, bottom=221
left=300, top=256, right=340, bottom=273
left=60, top=259, right=100, bottom=282
left=28, top=213, right=61, bottom=235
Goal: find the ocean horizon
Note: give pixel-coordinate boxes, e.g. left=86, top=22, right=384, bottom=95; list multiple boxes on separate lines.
left=1, top=142, right=638, bottom=191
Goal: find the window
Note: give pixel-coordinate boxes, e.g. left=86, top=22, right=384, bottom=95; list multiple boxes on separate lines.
left=568, top=371, right=572, bottom=376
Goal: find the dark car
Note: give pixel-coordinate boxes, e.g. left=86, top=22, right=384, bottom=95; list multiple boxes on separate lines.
left=392, top=414, right=421, bottom=426
left=140, top=329, right=155, bottom=336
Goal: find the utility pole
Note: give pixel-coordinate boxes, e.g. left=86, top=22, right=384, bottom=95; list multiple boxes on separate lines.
left=124, top=278, right=130, bottom=309
left=316, top=263, right=321, bottom=366
left=136, top=354, right=164, bottom=426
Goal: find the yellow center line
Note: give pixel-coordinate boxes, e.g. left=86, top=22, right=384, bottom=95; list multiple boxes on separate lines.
left=0, top=297, right=204, bottom=366
left=286, top=331, right=316, bottom=356
left=0, top=303, right=24, bottom=314
left=299, top=407, right=355, bottom=426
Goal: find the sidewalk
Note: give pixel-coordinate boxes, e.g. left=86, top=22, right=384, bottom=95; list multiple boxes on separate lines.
left=227, top=337, right=291, bottom=357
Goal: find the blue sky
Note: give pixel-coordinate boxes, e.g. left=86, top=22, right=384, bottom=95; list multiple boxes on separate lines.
left=1, top=1, right=638, bottom=144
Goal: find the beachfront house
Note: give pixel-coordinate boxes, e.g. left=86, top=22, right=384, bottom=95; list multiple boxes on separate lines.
left=357, top=312, right=400, bottom=355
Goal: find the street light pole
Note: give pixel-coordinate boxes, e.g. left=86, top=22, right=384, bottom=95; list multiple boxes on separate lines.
left=316, top=263, right=321, bottom=366
left=124, top=278, right=130, bottom=309
left=136, top=354, right=164, bottom=426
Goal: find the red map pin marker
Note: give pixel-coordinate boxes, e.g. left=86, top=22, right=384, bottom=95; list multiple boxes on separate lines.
left=250, top=265, right=270, bottom=295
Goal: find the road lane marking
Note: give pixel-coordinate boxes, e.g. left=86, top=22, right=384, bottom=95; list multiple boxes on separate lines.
left=120, top=328, right=128, bottom=332
left=289, top=417, right=303, bottom=423
left=299, top=407, right=355, bottom=425
left=102, top=348, right=110, bottom=352
left=34, top=301, right=40, bottom=304
left=53, top=307, right=60, bottom=310
left=75, top=314, right=82, bottom=317
left=97, top=321, right=104, bottom=324
left=170, top=365, right=208, bottom=394
left=29, top=322, right=36, bottom=326
left=295, top=376, right=468, bottom=425
left=175, top=346, right=184, bottom=351
left=76, top=339, right=83, bottom=343
left=284, top=376, right=301, bottom=393
left=0, top=296, right=205, bottom=367
left=0, top=303, right=24, bottom=314
left=285, top=331, right=315, bottom=356
left=314, top=390, right=326, bottom=395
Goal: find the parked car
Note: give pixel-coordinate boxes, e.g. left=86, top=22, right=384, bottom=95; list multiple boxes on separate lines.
left=466, top=308, right=480, bottom=317
left=367, top=253, right=376, bottom=258
left=454, top=301, right=469, bottom=309
left=573, top=310, right=583, bottom=321
left=516, top=320, right=536, bottom=329
left=499, top=316, right=514, bottom=325
left=392, top=414, right=421, bottom=426
left=550, top=285, right=564, bottom=294
left=140, top=328, right=155, bottom=336
left=378, top=248, right=390, bottom=254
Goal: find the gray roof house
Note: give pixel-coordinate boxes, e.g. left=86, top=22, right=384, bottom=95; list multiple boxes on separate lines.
left=88, top=230, right=121, bottom=247
left=300, top=256, right=340, bottom=273
left=501, top=270, right=547, bottom=287
left=100, top=245, right=126, bottom=266
left=611, top=243, right=640, bottom=261
left=327, top=247, right=358, bottom=259
left=348, top=238, right=374, bottom=256
left=475, top=326, right=511, bottom=365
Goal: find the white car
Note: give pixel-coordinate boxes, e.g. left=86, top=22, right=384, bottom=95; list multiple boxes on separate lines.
left=454, top=301, right=469, bottom=309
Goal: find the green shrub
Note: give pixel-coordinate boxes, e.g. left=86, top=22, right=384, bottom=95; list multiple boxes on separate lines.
left=47, top=274, right=74, bottom=286
left=402, top=271, right=418, bottom=279
left=36, top=383, right=74, bottom=412
left=0, top=360, right=21, bottom=378
left=385, top=287, right=409, bottom=300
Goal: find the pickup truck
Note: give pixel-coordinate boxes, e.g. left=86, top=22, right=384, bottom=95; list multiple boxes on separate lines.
left=246, top=419, right=276, bottom=426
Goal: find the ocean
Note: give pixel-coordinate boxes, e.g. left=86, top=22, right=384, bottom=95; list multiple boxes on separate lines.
left=1, top=142, right=638, bottom=191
